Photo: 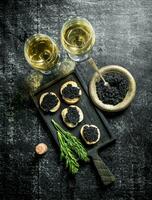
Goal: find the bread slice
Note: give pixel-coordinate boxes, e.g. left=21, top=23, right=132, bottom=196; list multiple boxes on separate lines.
left=39, top=92, right=60, bottom=112
left=80, top=124, right=100, bottom=145
left=61, top=105, right=84, bottom=128
left=60, top=81, right=82, bottom=104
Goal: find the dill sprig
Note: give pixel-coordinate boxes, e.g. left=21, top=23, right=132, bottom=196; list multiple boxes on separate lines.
left=57, top=131, right=79, bottom=174
left=52, top=119, right=89, bottom=174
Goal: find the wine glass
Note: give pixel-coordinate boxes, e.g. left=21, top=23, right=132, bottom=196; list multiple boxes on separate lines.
left=24, top=33, right=60, bottom=75
left=61, top=17, right=95, bottom=62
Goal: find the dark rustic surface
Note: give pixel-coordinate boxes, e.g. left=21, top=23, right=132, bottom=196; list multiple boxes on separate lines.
left=0, top=0, right=152, bottom=200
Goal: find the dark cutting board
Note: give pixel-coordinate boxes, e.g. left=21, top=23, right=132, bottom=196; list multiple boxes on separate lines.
left=31, top=71, right=116, bottom=185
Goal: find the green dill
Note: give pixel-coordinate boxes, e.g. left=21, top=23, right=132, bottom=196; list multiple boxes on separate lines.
left=52, top=119, right=89, bottom=174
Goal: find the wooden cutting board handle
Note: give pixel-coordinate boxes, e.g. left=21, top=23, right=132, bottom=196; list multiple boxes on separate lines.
left=90, top=151, right=115, bottom=186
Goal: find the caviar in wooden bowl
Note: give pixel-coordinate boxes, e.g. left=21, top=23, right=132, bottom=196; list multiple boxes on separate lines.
left=89, top=65, right=136, bottom=112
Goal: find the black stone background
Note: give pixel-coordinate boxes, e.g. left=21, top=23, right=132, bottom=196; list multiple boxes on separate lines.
left=0, top=0, right=152, bottom=199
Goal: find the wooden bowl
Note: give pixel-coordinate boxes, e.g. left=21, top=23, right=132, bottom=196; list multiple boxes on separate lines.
left=89, top=65, right=136, bottom=112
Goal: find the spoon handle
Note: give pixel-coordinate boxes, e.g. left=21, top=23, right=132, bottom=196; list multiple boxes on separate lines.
left=88, top=58, right=106, bottom=83
left=88, top=58, right=99, bottom=71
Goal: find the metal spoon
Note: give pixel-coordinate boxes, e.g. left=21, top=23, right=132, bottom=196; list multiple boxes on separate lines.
left=88, top=58, right=110, bottom=87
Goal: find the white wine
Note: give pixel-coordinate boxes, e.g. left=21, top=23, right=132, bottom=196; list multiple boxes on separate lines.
left=24, top=34, right=59, bottom=73
left=61, top=17, right=95, bottom=60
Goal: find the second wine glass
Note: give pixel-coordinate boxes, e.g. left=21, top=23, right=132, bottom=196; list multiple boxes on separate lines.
left=61, top=17, right=95, bottom=62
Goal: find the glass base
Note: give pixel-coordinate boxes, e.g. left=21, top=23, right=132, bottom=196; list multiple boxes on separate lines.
left=68, top=52, right=90, bottom=62
left=40, top=69, right=53, bottom=75
left=39, top=62, right=61, bottom=75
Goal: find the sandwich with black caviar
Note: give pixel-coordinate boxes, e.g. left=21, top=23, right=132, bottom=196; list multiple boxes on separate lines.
left=60, top=81, right=82, bottom=104
left=39, top=92, right=60, bottom=113
left=80, top=124, right=100, bottom=145
left=61, top=105, right=83, bottom=128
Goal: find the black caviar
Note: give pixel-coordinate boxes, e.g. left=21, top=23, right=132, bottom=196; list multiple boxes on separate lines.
left=83, top=126, right=99, bottom=142
left=96, top=72, right=129, bottom=105
left=62, top=84, right=80, bottom=99
left=65, top=107, right=80, bottom=125
left=40, top=93, right=58, bottom=112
